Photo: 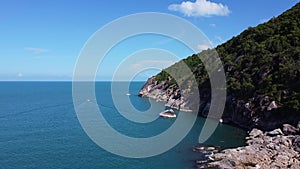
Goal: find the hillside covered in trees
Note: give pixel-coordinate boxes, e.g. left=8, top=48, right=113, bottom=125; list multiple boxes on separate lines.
left=141, top=3, right=300, bottom=129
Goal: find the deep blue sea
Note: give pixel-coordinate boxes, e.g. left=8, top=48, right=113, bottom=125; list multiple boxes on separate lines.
left=0, top=82, right=246, bottom=169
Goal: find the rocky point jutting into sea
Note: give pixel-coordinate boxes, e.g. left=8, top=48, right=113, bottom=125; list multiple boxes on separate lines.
left=139, top=2, right=300, bottom=168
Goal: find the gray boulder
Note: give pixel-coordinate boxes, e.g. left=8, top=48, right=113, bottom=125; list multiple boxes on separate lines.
left=249, top=128, right=263, bottom=138
left=283, top=124, right=298, bottom=135
left=267, top=128, right=283, bottom=136
left=293, top=136, right=300, bottom=152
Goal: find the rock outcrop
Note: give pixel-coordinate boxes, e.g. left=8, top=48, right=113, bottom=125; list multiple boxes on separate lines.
left=139, top=76, right=300, bottom=130
left=139, top=76, right=199, bottom=112
left=197, top=123, right=300, bottom=169
left=221, top=94, right=300, bottom=130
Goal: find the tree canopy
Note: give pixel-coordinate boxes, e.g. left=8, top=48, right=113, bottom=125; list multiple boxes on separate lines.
left=155, top=3, right=300, bottom=112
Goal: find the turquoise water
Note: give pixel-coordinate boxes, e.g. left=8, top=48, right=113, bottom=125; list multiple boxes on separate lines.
left=0, top=82, right=246, bottom=169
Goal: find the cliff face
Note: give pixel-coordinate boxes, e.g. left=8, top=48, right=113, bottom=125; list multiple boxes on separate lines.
left=139, top=3, right=300, bottom=131
left=139, top=77, right=183, bottom=109
left=139, top=76, right=202, bottom=112
left=139, top=76, right=300, bottom=130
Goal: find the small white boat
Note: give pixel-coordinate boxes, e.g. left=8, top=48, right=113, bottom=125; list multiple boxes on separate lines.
left=159, top=109, right=176, bottom=118
left=125, top=93, right=131, bottom=96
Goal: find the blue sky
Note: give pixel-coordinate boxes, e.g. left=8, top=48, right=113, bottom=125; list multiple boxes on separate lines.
left=0, top=0, right=298, bottom=81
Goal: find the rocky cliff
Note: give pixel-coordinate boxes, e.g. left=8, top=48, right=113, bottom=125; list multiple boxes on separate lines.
left=139, top=76, right=201, bottom=112
left=139, top=76, right=300, bottom=130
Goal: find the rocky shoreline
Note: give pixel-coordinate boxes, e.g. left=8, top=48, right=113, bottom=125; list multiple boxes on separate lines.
left=196, top=123, right=300, bottom=169
left=139, top=78, right=300, bottom=168
left=139, top=77, right=300, bottom=131
left=139, top=76, right=194, bottom=112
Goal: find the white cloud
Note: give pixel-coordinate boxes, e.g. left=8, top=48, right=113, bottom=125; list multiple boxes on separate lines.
left=197, top=40, right=213, bottom=51
left=209, top=23, right=216, bottom=27
left=168, top=0, right=230, bottom=17
left=131, top=60, right=174, bottom=72
left=197, top=44, right=211, bottom=51
left=259, top=18, right=268, bottom=23
left=17, top=73, right=23, bottom=77
left=24, top=47, right=49, bottom=54
left=215, top=35, right=224, bottom=44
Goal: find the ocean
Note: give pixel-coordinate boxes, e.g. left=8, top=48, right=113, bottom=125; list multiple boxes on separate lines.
left=0, top=82, right=246, bottom=169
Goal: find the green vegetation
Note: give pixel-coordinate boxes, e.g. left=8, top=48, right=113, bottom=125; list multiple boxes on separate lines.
left=156, top=3, right=300, bottom=112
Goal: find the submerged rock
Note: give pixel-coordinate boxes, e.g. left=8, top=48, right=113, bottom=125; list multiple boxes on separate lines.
left=193, top=145, right=221, bottom=169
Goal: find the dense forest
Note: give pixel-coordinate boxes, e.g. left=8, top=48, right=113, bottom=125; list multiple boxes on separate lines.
left=155, top=3, right=300, bottom=115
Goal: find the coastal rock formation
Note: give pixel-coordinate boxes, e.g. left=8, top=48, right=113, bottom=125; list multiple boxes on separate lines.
left=199, top=124, right=300, bottom=169
left=222, top=95, right=300, bottom=130
left=139, top=76, right=198, bottom=112
left=283, top=123, right=299, bottom=135
left=139, top=76, right=300, bottom=130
